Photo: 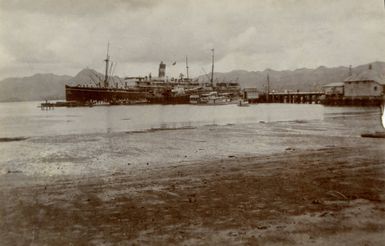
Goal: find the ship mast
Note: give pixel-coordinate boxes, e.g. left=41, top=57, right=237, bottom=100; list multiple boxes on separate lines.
left=210, top=48, right=214, bottom=87
left=104, top=42, right=110, bottom=88
left=267, top=73, right=270, bottom=102
left=186, top=56, right=189, bottom=80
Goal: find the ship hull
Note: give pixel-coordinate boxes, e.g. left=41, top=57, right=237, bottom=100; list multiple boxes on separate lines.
left=146, top=95, right=190, bottom=104
left=65, top=85, right=149, bottom=103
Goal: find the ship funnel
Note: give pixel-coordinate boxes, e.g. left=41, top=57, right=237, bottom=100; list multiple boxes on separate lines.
left=159, top=61, right=166, bottom=78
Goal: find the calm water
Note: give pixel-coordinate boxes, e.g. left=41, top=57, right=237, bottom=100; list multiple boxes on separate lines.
left=0, top=102, right=330, bottom=138
left=0, top=102, right=383, bottom=177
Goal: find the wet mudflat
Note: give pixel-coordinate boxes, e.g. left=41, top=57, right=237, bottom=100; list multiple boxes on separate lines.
left=1, top=142, right=384, bottom=245
left=1, top=103, right=384, bottom=245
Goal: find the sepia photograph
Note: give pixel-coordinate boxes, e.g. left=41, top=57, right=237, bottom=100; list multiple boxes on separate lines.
left=0, top=0, right=385, bottom=245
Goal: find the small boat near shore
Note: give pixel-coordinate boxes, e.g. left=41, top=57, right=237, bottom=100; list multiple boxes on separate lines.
left=40, top=100, right=94, bottom=108
left=361, top=132, right=385, bottom=138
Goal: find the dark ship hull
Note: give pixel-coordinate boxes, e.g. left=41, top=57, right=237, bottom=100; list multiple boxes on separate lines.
left=65, top=85, right=149, bottom=103
left=146, top=94, right=190, bottom=104
left=65, top=85, right=192, bottom=105
left=65, top=84, right=240, bottom=105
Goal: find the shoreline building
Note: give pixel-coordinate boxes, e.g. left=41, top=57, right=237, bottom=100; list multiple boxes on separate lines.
left=322, top=64, right=385, bottom=106
left=243, top=88, right=260, bottom=103
left=344, top=64, right=385, bottom=98
left=322, top=82, right=344, bottom=97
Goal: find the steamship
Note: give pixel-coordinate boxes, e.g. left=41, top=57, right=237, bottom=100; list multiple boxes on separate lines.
left=65, top=49, right=204, bottom=104
left=65, top=45, right=150, bottom=104
left=65, top=47, right=241, bottom=105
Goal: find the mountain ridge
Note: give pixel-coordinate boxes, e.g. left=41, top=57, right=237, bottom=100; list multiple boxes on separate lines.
left=202, top=61, right=385, bottom=91
left=1, top=61, right=385, bottom=102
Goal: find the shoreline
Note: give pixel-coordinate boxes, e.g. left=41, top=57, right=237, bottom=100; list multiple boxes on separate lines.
left=1, top=142, right=385, bottom=245
left=1, top=106, right=384, bottom=244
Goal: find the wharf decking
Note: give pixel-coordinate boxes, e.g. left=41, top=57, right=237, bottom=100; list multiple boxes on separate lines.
left=268, top=91, right=324, bottom=104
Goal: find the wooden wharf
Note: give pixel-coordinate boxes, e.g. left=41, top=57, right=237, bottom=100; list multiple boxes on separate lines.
left=267, top=91, right=324, bottom=104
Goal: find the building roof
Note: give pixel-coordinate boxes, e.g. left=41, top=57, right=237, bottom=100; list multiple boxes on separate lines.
left=323, top=82, right=344, bottom=87
left=244, top=88, right=259, bottom=91
left=344, top=68, right=385, bottom=85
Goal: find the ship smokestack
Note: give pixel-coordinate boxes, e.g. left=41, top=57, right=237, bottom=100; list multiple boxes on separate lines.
left=158, top=61, right=166, bottom=78
left=104, top=42, right=110, bottom=88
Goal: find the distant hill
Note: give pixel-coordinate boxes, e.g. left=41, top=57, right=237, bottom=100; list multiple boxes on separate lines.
left=198, top=61, right=385, bottom=92
left=68, top=68, right=126, bottom=87
left=0, top=69, right=125, bottom=102
left=1, top=61, right=384, bottom=102
left=0, top=73, right=72, bottom=102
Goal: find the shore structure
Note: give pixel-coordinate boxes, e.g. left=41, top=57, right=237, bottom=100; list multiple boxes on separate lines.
left=242, top=64, right=385, bottom=106
left=321, top=64, right=385, bottom=106
left=243, top=88, right=325, bottom=104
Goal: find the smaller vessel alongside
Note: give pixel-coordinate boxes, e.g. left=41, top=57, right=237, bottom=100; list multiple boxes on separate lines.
left=190, top=91, right=235, bottom=105
left=237, top=99, right=250, bottom=107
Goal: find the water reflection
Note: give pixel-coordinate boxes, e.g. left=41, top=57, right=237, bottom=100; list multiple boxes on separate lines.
left=0, top=102, right=382, bottom=138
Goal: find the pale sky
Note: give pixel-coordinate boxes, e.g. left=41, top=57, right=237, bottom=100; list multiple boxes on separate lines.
left=0, top=0, right=384, bottom=80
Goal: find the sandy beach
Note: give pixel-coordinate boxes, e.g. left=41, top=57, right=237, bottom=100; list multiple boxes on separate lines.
left=1, top=121, right=385, bottom=245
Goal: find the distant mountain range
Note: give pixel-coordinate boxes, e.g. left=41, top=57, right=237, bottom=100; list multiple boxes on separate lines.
left=0, top=68, right=124, bottom=102
left=1, top=61, right=385, bottom=102
left=201, top=61, right=385, bottom=92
